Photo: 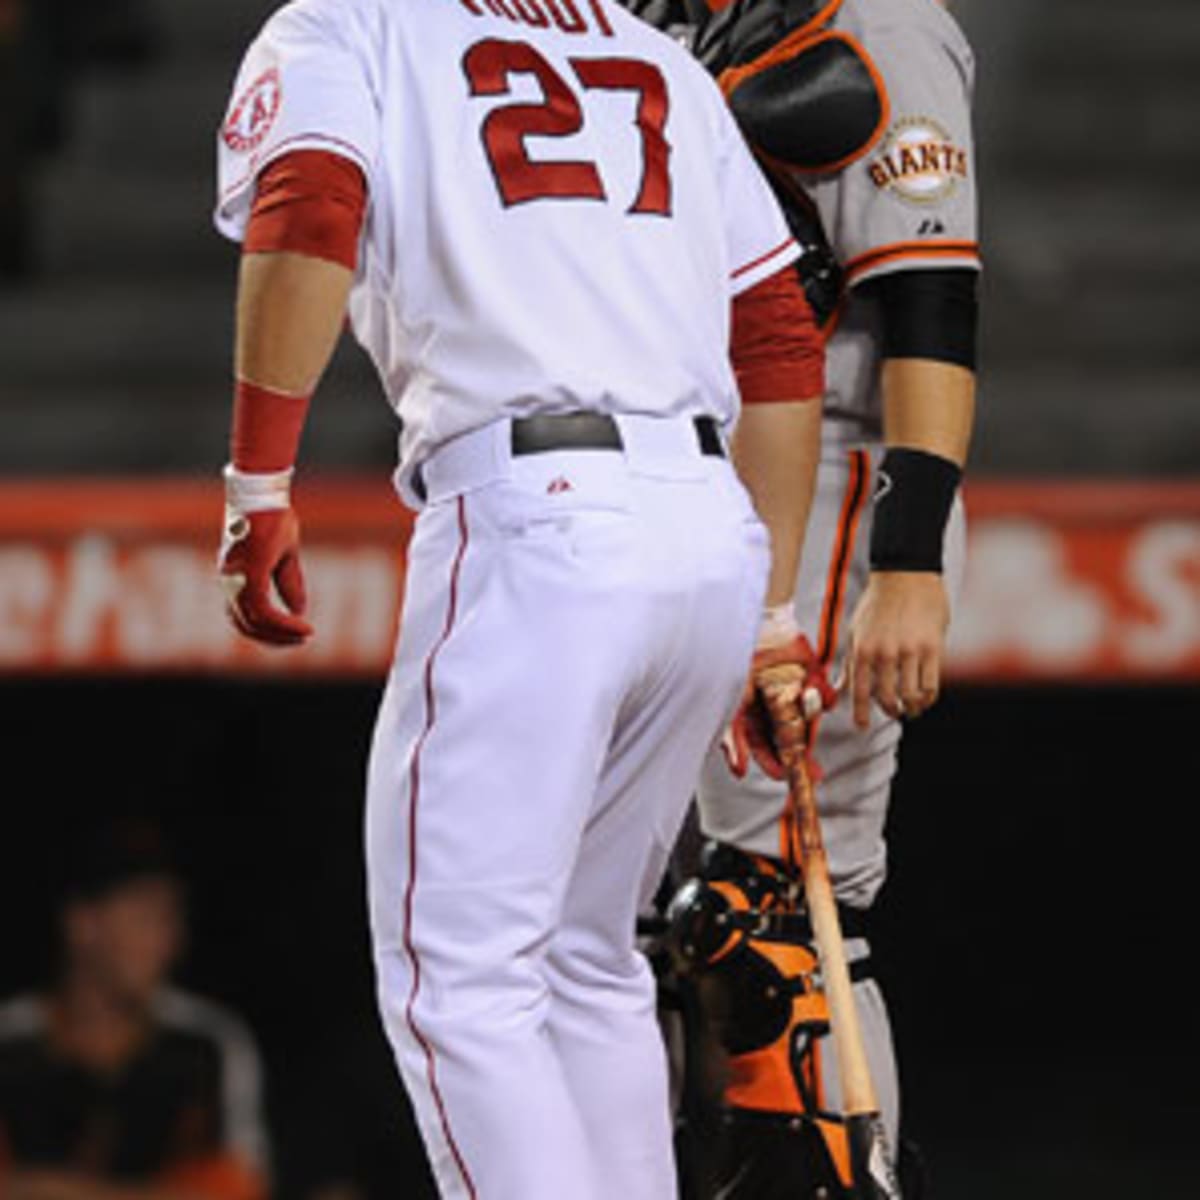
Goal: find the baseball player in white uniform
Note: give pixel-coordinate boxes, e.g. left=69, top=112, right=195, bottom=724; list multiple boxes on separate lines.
left=624, top=1, right=980, bottom=1195
left=211, top=1, right=837, bottom=1197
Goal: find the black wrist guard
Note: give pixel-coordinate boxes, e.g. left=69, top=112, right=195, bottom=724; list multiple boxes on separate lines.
left=869, top=448, right=962, bottom=573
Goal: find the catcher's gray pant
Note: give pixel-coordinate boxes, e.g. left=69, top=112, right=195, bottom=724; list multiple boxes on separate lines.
left=696, top=435, right=967, bottom=1145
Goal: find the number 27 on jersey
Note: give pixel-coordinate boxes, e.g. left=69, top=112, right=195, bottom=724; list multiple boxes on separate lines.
left=463, top=38, right=673, bottom=216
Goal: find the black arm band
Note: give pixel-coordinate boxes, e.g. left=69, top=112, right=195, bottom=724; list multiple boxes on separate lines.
left=869, top=448, right=962, bottom=573
left=859, top=267, right=979, bottom=370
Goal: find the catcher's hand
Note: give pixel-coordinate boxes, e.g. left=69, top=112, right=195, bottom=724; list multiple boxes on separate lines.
left=848, top=570, right=950, bottom=728
left=217, top=482, right=313, bottom=646
left=723, top=633, right=837, bottom=780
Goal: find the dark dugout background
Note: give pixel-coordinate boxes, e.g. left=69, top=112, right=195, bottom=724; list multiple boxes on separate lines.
left=3, top=0, right=1200, bottom=1197
left=3, top=679, right=1197, bottom=1199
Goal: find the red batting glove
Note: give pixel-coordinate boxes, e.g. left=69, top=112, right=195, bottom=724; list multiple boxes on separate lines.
left=218, top=466, right=313, bottom=647
left=723, top=624, right=837, bottom=781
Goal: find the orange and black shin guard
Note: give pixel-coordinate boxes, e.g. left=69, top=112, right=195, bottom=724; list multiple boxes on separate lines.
left=668, top=842, right=872, bottom=1198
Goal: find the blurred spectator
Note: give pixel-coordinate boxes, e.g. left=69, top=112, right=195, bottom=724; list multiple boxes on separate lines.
left=0, top=823, right=271, bottom=1200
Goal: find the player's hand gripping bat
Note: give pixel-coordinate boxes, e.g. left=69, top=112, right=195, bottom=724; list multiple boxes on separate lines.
left=763, top=681, right=904, bottom=1200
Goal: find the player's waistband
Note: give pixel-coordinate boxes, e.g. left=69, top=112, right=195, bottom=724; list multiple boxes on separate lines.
left=412, top=412, right=727, bottom=504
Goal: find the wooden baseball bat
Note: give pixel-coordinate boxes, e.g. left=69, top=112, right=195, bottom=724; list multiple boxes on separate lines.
left=770, top=688, right=903, bottom=1200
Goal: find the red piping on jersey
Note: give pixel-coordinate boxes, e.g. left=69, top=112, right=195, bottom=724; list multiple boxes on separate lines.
left=403, top=496, right=478, bottom=1200
left=732, top=236, right=797, bottom=282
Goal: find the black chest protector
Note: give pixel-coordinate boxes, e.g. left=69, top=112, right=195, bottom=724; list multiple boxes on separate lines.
left=688, top=0, right=831, bottom=73
left=622, top=0, right=886, bottom=328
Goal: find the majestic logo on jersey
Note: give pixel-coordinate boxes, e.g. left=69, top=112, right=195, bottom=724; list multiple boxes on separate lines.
left=223, top=69, right=282, bottom=154
left=866, top=116, right=968, bottom=206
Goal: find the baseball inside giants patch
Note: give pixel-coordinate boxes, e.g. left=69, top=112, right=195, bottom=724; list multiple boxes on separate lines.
left=866, top=116, right=968, bottom=205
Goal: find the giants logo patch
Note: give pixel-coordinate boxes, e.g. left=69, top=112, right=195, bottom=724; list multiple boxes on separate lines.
left=223, top=69, right=282, bottom=154
left=866, top=116, right=968, bottom=205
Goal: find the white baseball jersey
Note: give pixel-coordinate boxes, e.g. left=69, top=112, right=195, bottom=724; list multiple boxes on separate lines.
left=805, top=0, right=981, bottom=436
left=215, top=0, right=798, bottom=503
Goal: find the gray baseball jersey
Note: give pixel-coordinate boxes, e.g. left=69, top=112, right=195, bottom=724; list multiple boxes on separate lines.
left=700, top=0, right=978, bottom=890
left=809, top=0, right=980, bottom=438
left=693, top=4, right=978, bottom=1156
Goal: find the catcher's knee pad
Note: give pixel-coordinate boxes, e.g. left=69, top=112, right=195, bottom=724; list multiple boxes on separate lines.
left=667, top=841, right=874, bottom=1197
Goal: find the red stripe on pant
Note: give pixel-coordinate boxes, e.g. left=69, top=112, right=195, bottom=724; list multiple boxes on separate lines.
left=402, top=495, right=478, bottom=1198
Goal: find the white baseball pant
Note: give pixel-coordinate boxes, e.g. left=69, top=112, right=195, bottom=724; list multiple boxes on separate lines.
left=366, top=414, right=770, bottom=1200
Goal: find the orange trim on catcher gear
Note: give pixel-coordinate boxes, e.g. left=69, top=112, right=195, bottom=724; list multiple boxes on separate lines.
left=715, top=0, right=846, bottom=50
left=820, top=1115, right=854, bottom=1187
left=716, top=918, right=854, bottom=1188
left=721, top=28, right=890, bottom=177
left=845, top=239, right=981, bottom=285
left=721, top=940, right=828, bottom=1112
left=706, top=879, right=753, bottom=965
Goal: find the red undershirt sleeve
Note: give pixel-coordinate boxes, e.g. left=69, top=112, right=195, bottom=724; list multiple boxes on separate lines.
left=730, top=265, right=826, bottom=405
left=243, top=149, right=367, bottom=270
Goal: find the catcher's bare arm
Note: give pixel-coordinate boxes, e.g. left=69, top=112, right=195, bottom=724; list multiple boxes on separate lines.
left=847, top=270, right=978, bottom=728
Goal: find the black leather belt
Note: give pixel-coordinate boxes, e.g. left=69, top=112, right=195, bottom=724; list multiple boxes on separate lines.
left=511, top=412, right=725, bottom=459
left=413, top=413, right=725, bottom=502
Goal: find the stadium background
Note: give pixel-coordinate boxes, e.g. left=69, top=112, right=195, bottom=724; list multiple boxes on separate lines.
left=1, top=1, right=1198, bottom=1197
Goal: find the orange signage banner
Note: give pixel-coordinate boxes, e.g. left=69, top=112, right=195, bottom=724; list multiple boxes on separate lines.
left=0, top=479, right=1197, bottom=680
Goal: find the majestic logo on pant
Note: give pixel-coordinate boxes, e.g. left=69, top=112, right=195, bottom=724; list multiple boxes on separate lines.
left=866, top=116, right=968, bottom=206
left=547, top=476, right=574, bottom=494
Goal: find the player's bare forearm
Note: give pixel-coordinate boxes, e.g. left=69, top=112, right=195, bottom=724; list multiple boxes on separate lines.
left=849, top=359, right=976, bottom=727
left=732, top=398, right=821, bottom=608
left=881, top=356, right=975, bottom=466
left=724, top=399, right=836, bottom=784
left=236, top=250, right=354, bottom=396
left=217, top=250, right=353, bottom=646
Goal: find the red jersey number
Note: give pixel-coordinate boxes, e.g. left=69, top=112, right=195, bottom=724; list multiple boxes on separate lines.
left=463, top=39, right=673, bottom=216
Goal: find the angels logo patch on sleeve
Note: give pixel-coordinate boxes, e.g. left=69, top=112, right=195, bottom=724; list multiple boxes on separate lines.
left=866, top=116, right=968, bottom=206
left=223, top=69, right=283, bottom=154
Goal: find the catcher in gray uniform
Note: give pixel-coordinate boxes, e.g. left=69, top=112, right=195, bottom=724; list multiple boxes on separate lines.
left=624, top=1, right=980, bottom=1195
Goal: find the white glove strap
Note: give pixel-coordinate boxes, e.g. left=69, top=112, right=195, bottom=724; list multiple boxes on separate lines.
left=223, top=463, right=293, bottom=514
left=757, top=601, right=801, bottom=650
